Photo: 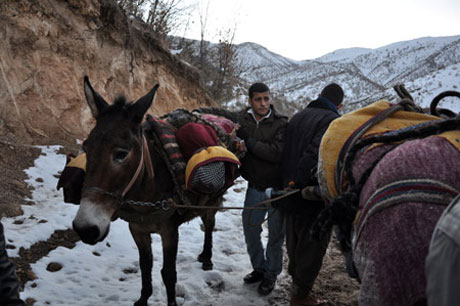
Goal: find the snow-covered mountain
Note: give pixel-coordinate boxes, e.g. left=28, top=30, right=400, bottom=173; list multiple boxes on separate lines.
left=233, top=35, right=460, bottom=114
left=170, top=35, right=460, bottom=114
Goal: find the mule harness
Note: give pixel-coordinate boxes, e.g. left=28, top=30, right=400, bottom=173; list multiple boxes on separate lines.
left=121, top=134, right=154, bottom=198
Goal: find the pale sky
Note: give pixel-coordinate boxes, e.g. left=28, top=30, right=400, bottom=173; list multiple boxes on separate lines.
left=180, top=0, right=460, bottom=60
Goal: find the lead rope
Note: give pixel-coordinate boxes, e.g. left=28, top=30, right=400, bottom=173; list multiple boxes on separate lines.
left=171, top=188, right=300, bottom=211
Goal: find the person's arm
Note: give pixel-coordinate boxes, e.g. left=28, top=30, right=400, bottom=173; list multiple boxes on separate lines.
left=294, top=117, right=334, bottom=188
left=244, top=121, right=287, bottom=163
left=0, top=222, right=26, bottom=306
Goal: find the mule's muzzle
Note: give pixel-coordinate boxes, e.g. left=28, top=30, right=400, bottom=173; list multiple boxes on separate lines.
left=73, top=221, right=108, bottom=245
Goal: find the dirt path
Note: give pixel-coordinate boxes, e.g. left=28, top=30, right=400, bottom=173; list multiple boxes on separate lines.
left=0, top=134, right=81, bottom=305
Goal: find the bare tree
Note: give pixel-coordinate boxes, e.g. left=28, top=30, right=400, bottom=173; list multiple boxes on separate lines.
left=210, top=25, right=240, bottom=102
left=119, top=0, right=243, bottom=104
left=118, top=0, right=194, bottom=40
left=118, top=0, right=146, bottom=17
left=198, top=0, right=210, bottom=69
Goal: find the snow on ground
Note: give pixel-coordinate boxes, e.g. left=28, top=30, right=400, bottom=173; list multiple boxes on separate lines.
left=3, top=146, right=291, bottom=305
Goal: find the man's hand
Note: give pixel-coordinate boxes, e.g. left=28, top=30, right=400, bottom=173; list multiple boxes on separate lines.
left=236, top=127, right=250, bottom=141
left=301, top=185, right=322, bottom=201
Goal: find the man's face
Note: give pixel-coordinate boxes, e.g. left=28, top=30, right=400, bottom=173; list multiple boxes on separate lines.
left=249, top=91, right=270, bottom=120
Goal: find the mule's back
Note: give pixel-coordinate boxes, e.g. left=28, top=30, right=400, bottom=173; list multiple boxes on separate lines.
left=317, top=99, right=460, bottom=306
left=318, top=100, right=460, bottom=201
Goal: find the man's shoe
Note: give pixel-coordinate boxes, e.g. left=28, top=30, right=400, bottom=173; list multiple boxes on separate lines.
left=243, top=270, right=264, bottom=284
left=258, top=277, right=276, bottom=295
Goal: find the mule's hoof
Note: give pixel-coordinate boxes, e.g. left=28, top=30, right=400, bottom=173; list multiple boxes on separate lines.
left=167, top=302, right=178, bottom=306
left=202, top=261, right=213, bottom=271
left=197, top=254, right=213, bottom=270
left=134, top=300, right=147, bottom=306
left=134, top=297, right=149, bottom=306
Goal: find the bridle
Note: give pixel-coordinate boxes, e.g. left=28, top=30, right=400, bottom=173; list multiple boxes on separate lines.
left=121, top=133, right=154, bottom=197
left=83, top=132, right=155, bottom=202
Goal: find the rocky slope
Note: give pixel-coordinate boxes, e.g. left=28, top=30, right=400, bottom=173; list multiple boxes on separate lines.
left=0, top=0, right=214, bottom=143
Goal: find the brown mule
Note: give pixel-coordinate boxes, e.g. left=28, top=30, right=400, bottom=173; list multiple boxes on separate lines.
left=71, top=77, right=225, bottom=306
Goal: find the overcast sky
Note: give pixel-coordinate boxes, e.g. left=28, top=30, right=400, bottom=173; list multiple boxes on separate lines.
left=181, top=0, right=460, bottom=60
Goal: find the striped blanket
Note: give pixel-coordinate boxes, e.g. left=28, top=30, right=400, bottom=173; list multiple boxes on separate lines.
left=317, top=100, right=460, bottom=305
left=352, top=136, right=460, bottom=306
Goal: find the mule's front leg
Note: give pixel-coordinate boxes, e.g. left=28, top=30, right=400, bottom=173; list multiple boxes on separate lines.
left=161, top=227, right=179, bottom=306
left=197, top=211, right=216, bottom=270
left=130, top=224, right=153, bottom=306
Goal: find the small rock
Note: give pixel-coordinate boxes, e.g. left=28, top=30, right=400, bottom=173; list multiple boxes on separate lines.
left=92, top=251, right=101, bottom=256
left=5, top=244, right=15, bottom=249
left=123, top=268, right=137, bottom=274
left=46, top=262, right=62, bottom=272
left=35, top=177, right=44, bottom=183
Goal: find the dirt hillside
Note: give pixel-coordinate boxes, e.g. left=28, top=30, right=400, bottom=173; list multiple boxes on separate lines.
left=0, top=0, right=214, bottom=143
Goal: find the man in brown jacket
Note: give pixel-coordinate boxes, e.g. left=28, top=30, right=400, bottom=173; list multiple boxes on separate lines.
left=237, top=82, right=288, bottom=295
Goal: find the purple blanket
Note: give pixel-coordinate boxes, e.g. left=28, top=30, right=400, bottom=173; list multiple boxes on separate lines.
left=351, top=136, right=460, bottom=306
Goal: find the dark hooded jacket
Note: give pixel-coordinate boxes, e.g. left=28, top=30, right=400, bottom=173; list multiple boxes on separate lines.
left=238, top=105, right=288, bottom=189
left=280, top=97, right=340, bottom=213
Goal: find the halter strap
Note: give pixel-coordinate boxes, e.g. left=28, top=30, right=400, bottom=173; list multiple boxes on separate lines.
left=121, top=134, right=154, bottom=198
left=143, top=135, right=154, bottom=179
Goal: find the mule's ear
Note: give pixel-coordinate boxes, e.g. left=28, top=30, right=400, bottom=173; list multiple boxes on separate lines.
left=130, top=84, right=159, bottom=124
left=84, top=76, right=109, bottom=119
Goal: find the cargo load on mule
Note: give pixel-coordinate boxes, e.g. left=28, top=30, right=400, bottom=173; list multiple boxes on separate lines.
left=312, top=85, right=460, bottom=306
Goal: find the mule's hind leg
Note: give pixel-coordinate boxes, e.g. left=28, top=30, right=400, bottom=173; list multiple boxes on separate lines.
left=197, top=210, right=216, bottom=270
left=161, top=226, right=179, bottom=306
left=129, top=224, right=153, bottom=306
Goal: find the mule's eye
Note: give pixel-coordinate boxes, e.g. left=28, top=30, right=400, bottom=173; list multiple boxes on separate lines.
left=113, top=149, right=129, bottom=163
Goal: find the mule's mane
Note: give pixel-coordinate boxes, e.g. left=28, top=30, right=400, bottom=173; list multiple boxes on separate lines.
left=98, top=96, right=134, bottom=116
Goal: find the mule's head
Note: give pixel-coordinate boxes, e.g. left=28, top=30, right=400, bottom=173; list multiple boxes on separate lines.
left=72, top=76, right=159, bottom=245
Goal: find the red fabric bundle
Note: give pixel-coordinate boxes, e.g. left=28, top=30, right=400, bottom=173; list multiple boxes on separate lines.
left=200, top=113, right=238, bottom=134
left=176, top=123, right=219, bottom=161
